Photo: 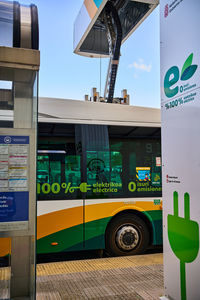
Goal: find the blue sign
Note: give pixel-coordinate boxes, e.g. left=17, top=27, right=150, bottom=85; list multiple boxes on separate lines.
left=0, top=135, right=29, bottom=144
left=0, top=192, right=29, bottom=222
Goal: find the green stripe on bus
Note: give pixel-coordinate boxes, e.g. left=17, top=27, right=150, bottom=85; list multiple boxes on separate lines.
left=37, top=217, right=111, bottom=254
left=37, top=211, right=162, bottom=254
left=144, top=210, right=163, bottom=244
left=37, top=224, right=84, bottom=254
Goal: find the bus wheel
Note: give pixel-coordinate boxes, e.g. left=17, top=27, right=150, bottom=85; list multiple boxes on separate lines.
left=106, top=214, right=149, bottom=256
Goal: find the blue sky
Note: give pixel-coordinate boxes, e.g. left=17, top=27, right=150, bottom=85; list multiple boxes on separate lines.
left=19, top=0, right=160, bottom=108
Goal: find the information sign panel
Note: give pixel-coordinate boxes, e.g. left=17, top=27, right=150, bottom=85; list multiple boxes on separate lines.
left=0, top=135, right=29, bottom=231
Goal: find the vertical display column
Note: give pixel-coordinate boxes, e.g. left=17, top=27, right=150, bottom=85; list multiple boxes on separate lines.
left=0, top=46, right=39, bottom=300
left=160, top=1, right=200, bottom=299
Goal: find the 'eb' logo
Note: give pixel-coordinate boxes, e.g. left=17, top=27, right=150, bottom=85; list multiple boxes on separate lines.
left=164, top=53, right=197, bottom=98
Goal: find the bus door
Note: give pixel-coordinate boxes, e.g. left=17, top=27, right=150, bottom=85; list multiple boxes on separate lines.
left=75, top=124, right=110, bottom=249
left=37, top=142, right=84, bottom=253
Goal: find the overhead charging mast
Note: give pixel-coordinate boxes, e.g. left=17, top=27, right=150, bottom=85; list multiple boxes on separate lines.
left=103, top=1, right=122, bottom=103
left=74, top=0, right=159, bottom=103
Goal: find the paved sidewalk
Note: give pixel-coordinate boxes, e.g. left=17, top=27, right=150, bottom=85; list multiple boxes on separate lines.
left=36, top=253, right=163, bottom=300
left=0, top=253, right=163, bottom=299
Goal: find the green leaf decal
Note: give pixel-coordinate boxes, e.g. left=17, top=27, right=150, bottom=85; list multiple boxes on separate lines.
left=181, top=53, right=193, bottom=78
left=180, top=65, right=197, bottom=81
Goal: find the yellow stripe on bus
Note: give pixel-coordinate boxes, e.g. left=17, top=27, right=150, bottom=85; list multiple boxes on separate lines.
left=85, top=201, right=159, bottom=223
left=1, top=201, right=162, bottom=256
left=0, top=238, right=11, bottom=257
left=37, top=201, right=161, bottom=239
left=37, top=206, right=83, bottom=239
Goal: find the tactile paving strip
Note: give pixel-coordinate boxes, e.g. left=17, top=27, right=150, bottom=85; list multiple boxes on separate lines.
left=0, top=266, right=10, bottom=299
left=37, top=253, right=163, bottom=276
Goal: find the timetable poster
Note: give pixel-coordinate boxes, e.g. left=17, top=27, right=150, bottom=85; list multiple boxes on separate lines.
left=0, top=135, right=29, bottom=231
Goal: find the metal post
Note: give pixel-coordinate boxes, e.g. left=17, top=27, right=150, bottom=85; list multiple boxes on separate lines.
left=0, top=46, right=40, bottom=299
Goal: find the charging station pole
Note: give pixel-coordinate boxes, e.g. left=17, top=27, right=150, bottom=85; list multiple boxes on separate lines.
left=0, top=46, right=40, bottom=299
left=0, top=1, right=39, bottom=298
left=160, top=1, right=200, bottom=299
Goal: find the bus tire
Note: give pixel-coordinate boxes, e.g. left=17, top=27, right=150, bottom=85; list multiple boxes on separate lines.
left=106, top=214, right=149, bottom=256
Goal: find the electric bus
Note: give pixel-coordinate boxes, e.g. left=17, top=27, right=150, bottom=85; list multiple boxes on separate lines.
left=0, top=98, right=162, bottom=257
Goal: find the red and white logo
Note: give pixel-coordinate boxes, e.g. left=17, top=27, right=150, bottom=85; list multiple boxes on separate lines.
left=164, top=4, right=169, bottom=18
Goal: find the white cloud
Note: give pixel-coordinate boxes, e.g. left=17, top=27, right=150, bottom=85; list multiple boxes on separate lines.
left=128, top=59, right=152, bottom=72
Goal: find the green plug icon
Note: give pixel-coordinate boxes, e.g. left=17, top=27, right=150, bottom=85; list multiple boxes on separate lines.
left=168, top=191, right=199, bottom=300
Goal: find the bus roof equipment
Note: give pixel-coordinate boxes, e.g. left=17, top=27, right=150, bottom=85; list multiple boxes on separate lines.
left=74, top=0, right=159, bottom=103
